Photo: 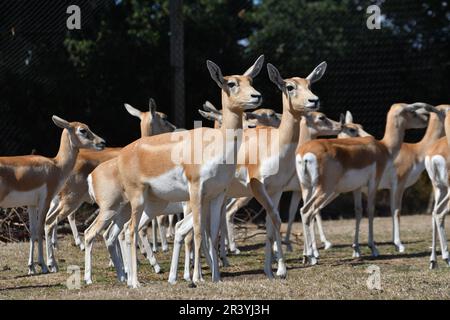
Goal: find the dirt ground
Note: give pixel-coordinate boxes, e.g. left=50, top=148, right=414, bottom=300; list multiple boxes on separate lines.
left=0, top=214, right=449, bottom=300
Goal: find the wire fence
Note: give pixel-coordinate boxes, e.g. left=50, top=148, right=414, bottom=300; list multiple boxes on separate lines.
left=0, top=0, right=449, bottom=231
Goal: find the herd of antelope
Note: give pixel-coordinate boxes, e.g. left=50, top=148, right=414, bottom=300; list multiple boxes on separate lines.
left=1, top=55, right=450, bottom=288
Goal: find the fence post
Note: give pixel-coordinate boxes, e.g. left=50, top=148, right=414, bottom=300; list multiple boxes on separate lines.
left=170, top=0, right=185, bottom=128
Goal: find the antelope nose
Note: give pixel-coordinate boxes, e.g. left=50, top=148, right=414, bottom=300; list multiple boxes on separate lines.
left=309, top=98, right=319, bottom=103
left=252, top=94, right=261, bottom=99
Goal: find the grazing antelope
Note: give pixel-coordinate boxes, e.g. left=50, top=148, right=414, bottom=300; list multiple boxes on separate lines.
left=109, top=56, right=265, bottom=288
left=168, top=62, right=328, bottom=284
left=425, top=105, right=450, bottom=269
left=296, top=102, right=434, bottom=263
left=44, top=99, right=175, bottom=272
left=0, top=116, right=105, bottom=274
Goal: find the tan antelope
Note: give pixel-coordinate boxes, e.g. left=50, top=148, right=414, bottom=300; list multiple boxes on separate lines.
left=113, top=56, right=265, bottom=288
left=0, top=116, right=105, bottom=274
left=44, top=99, right=176, bottom=272
left=425, top=105, right=450, bottom=269
left=306, top=105, right=448, bottom=258
left=296, top=102, right=434, bottom=263
left=169, top=110, right=344, bottom=283
left=167, top=62, right=328, bottom=284
left=283, top=111, right=371, bottom=253
left=198, top=101, right=281, bottom=129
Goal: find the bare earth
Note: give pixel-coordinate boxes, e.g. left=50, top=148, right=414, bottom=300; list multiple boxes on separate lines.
left=0, top=214, right=449, bottom=300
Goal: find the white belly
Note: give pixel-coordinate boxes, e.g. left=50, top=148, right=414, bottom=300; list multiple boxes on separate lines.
left=147, top=166, right=189, bottom=202
left=405, top=162, right=425, bottom=188
left=0, top=185, right=47, bottom=208
left=336, top=164, right=376, bottom=193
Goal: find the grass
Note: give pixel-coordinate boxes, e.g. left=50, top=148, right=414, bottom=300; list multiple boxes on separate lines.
left=0, top=214, right=449, bottom=299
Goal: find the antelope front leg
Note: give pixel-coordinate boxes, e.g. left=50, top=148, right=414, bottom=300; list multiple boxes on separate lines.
left=67, top=213, right=84, bottom=251
left=352, top=190, right=363, bottom=258
left=126, top=202, right=144, bottom=289
left=366, top=184, right=379, bottom=257
left=209, top=193, right=226, bottom=282
left=137, top=214, right=161, bottom=273
left=285, top=191, right=301, bottom=252
left=168, top=213, right=194, bottom=284
left=315, top=213, right=332, bottom=250
left=27, top=207, right=38, bottom=275
left=391, top=184, right=405, bottom=253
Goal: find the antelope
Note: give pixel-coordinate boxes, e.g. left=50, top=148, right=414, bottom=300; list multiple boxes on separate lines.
left=105, top=56, right=265, bottom=288
left=425, top=105, right=450, bottom=269
left=169, top=110, right=344, bottom=283
left=44, top=99, right=176, bottom=272
left=198, top=101, right=281, bottom=129
left=167, top=62, right=328, bottom=284
left=0, top=116, right=105, bottom=274
left=283, top=111, right=371, bottom=253
left=306, top=105, right=448, bottom=257
left=296, top=102, right=434, bottom=263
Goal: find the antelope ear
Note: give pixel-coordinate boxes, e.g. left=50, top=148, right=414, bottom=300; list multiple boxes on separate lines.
left=243, top=55, right=264, bottom=79
left=306, top=61, right=327, bottom=84
left=149, top=98, right=157, bottom=115
left=245, top=112, right=262, bottom=120
left=206, top=60, right=226, bottom=89
left=124, top=103, right=142, bottom=119
left=203, top=101, right=221, bottom=114
left=267, top=63, right=285, bottom=92
left=198, top=110, right=219, bottom=122
left=52, top=115, right=71, bottom=130
left=339, top=113, right=345, bottom=125
left=345, top=111, right=353, bottom=124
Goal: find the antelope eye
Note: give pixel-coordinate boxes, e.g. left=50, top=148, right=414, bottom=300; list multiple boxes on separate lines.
left=79, top=128, right=87, bottom=135
left=286, top=84, right=295, bottom=91
left=349, top=128, right=356, bottom=134
left=227, top=82, right=236, bottom=88
left=318, top=116, right=325, bottom=121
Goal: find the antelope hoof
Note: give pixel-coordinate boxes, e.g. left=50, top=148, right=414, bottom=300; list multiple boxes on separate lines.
left=168, top=277, right=177, bottom=285
left=40, top=264, right=49, bottom=274
left=85, top=278, right=93, bottom=285
left=230, top=248, right=241, bottom=255
left=313, top=249, right=320, bottom=259
left=28, top=265, right=36, bottom=275
left=370, top=246, right=379, bottom=257
left=153, top=264, right=161, bottom=274
left=352, top=250, right=361, bottom=259
left=79, top=243, right=85, bottom=251
left=128, top=281, right=141, bottom=289
left=162, top=245, right=169, bottom=253
left=285, top=243, right=293, bottom=252
left=108, top=259, right=114, bottom=268
left=323, top=241, right=332, bottom=250
left=47, top=263, right=58, bottom=273
left=276, top=265, right=287, bottom=279
left=309, top=256, right=318, bottom=266
left=183, top=273, right=191, bottom=282
left=395, top=243, right=405, bottom=253
left=429, top=260, right=437, bottom=270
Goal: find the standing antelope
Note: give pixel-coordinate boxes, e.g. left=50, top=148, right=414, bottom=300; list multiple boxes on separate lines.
left=0, top=116, right=105, bottom=274
left=425, top=105, right=450, bottom=269
left=283, top=111, right=372, bottom=253
left=168, top=62, right=328, bottom=284
left=44, top=99, right=175, bottom=272
left=296, top=103, right=433, bottom=263
left=114, top=56, right=265, bottom=288
left=306, top=105, right=448, bottom=257
left=169, top=110, right=344, bottom=283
